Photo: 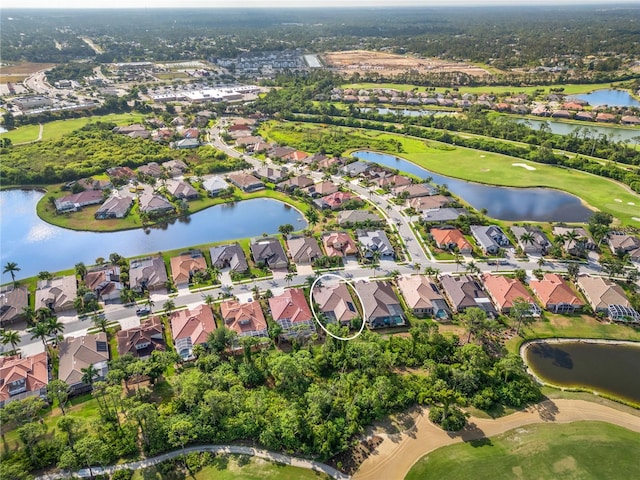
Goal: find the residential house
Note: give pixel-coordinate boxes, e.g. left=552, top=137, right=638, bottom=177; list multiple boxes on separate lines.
left=138, top=162, right=163, bottom=178
left=287, top=236, right=323, bottom=265
left=336, top=210, right=382, bottom=227
left=397, top=275, right=450, bottom=319
left=35, top=276, right=77, bottom=313
left=227, top=173, right=265, bottom=192
left=236, top=136, right=262, bottom=147
left=439, top=274, right=497, bottom=317
left=254, top=166, right=287, bottom=183
left=576, top=275, right=632, bottom=314
left=530, top=273, right=584, bottom=314
left=511, top=226, right=551, bottom=255
left=392, top=183, right=438, bottom=199
left=106, top=166, right=136, bottom=182
left=356, top=230, right=395, bottom=259
left=113, top=124, right=147, bottom=135
left=422, top=208, right=469, bottom=223
left=303, top=181, right=339, bottom=198
left=608, top=234, right=640, bottom=263
left=55, top=190, right=104, bottom=213
left=170, top=251, right=207, bottom=288
left=129, top=256, right=168, bottom=293
left=181, top=128, right=200, bottom=139
left=162, top=159, right=189, bottom=177
left=373, top=174, right=412, bottom=190
left=268, top=288, right=315, bottom=338
left=575, top=112, right=594, bottom=121
left=553, top=226, right=596, bottom=256
left=282, top=150, right=309, bottom=163
left=202, top=176, right=230, bottom=196
left=58, top=333, right=109, bottom=393
left=471, top=225, right=511, bottom=255
left=269, top=146, right=296, bottom=160
left=341, top=160, right=371, bottom=177
left=250, top=237, right=288, bottom=270
left=481, top=273, right=541, bottom=316
left=170, top=305, right=216, bottom=360
left=95, top=196, right=133, bottom=219
left=220, top=299, right=268, bottom=338
left=355, top=281, right=405, bottom=328
left=171, top=138, right=201, bottom=149
left=621, top=115, right=640, bottom=126
left=276, top=175, right=315, bottom=192
left=0, top=286, right=28, bottom=326
left=75, top=177, right=112, bottom=191
left=409, top=195, right=452, bottom=212
left=84, top=265, right=123, bottom=304
left=139, top=192, right=174, bottom=215
left=312, top=284, right=359, bottom=326
left=430, top=228, right=473, bottom=254
left=607, top=304, right=640, bottom=323
left=596, top=113, right=616, bottom=123
left=0, top=352, right=49, bottom=406
left=314, top=191, right=358, bottom=210
left=209, top=243, right=249, bottom=273
left=322, top=232, right=358, bottom=257
left=116, top=317, right=166, bottom=359
left=165, top=179, right=199, bottom=201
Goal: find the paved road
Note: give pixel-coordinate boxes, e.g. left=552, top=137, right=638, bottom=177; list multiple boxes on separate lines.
left=35, top=444, right=350, bottom=480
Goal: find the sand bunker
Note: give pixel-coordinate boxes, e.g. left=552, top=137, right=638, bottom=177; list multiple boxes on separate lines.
left=633, top=217, right=640, bottom=222
left=614, top=199, right=622, bottom=203
left=512, top=163, right=536, bottom=171
left=628, top=202, right=635, bottom=205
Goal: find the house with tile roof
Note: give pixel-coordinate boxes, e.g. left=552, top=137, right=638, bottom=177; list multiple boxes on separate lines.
left=312, top=284, right=359, bottom=326
left=58, top=333, right=109, bottom=392
left=471, top=225, right=511, bottom=255
left=220, top=299, right=268, bottom=338
left=430, top=228, right=473, bottom=254
left=322, top=232, right=358, bottom=257
left=129, top=256, right=168, bottom=293
left=439, top=274, right=497, bottom=317
left=355, top=281, right=405, bottom=329
left=276, top=175, right=315, bottom=192
left=139, top=192, right=175, bottom=215
left=227, top=173, right=265, bottom=192
left=576, top=275, right=633, bottom=314
left=170, top=305, right=216, bottom=360
left=209, top=243, right=249, bottom=273
left=303, top=181, right=339, bottom=198
left=84, top=265, right=123, bottom=304
left=165, top=179, right=199, bottom=201
left=608, top=233, right=640, bottom=263
left=268, top=288, right=315, bottom=338
left=202, top=176, right=230, bottom=196
left=55, top=190, right=104, bottom=213
left=0, top=286, right=28, bottom=326
left=116, top=317, right=166, bottom=359
left=35, top=276, right=77, bottom=313
left=0, top=352, right=49, bottom=406
left=95, top=196, right=133, bottom=219
left=552, top=226, right=596, bottom=256
left=254, top=166, right=287, bottom=183
left=481, top=273, right=541, bottom=316
left=250, top=237, right=288, bottom=270
left=409, top=195, right=452, bottom=212
left=138, top=162, right=163, bottom=178
left=422, top=208, right=468, bottom=223
left=356, top=229, right=395, bottom=259
left=511, top=226, right=551, bottom=255
left=530, top=273, right=584, bottom=313
left=397, top=275, right=450, bottom=319
left=392, top=183, right=438, bottom=199
left=170, top=250, right=208, bottom=288
left=314, top=191, right=359, bottom=210
left=287, top=236, right=323, bottom=265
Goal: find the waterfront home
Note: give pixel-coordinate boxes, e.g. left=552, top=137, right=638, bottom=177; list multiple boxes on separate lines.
left=322, top=232, right=358, bottom=257
left=552, top=226, right=596, bottom=256
left=170, top=305, right=216, bottom=360
left=250, top=237, right=288, bottom=270
left=430, top=228, right=473, bottom=254
left=84, top=265, right=123, bottom=304
left=337, top=209, right=382, bottom=227
left=608, top=233, right=640, bottom=263
left=254, top=166, right=287, bottom=183
left=0, top=352, right=48, bottom=406
left=95, top=196, right=133, bottom=219
left=58, top=333, right=109, bottom=393
left=439, top=274, right=497, bottom=317
left=202, top=176, right=230, bottom=196
left=116, top=317, right=166, bottom=359
left=392, top=183, right=438, bottom=199
left=276, top=175, right=315, bottom=192
left=576, top=275, right=633, bottom=314
left=355, top=281, right=405, bottom=329
left=356, top=229, right=395, bottom=259
left=511, top=226, right=550, bottom=255
left=303, top=181, right=339, bottom=198
left=170, top=250, right=207, bottom=288
left=209, top=243, right=249, bottom=273
left=422, top=208, right=468, bottom=223
left=129, top=256, right=168, bottom=293
left=530, top=273, right=584, bottom=314
left=409, top=195, right=452, bottom=213
left=138, top=162, right=163, bottom=178
left=596, top=112, right=616, bottom=123
left=220, top=299, right=268, bottom=338
left=575, top=111, right=594, bottom=121
left=35, top=275, right=77, bottom=313
left=227, top=173, right=265, bottom=192
left=138, top=192, right=175, bottom=215
left=268, top=288, right=315, bottom=338
left=0, top=286, right=28, bottom=326
left=481, top=273, right=541, bottom=316
left=341, top=160, right=371, bottom=177
left=55, top=190, right=104, bottom=213
left=312, top=284, right=359, bottom=326
left=470, top=225, right=511, bottom=255
left=373, top=174, right=412, bottom=190
left=621, top=115, right=640, bottom=126
left=397, top=275, right=450, bottom=319
left=287, top=236, right=323, bottom=265
left=314, top=191, right=358, bottom=210
left=165, top=179, right=199, bottom=201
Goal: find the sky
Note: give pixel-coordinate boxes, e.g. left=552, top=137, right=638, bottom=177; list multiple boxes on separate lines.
left=5, top=0, right=639, bottom=9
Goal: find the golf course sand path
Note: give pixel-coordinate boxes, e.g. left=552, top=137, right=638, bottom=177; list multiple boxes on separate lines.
left=354, top=399, right=640, bottom=480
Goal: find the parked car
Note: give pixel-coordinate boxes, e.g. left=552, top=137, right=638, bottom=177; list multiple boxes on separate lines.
left=136, top=306, right=152, bottom=316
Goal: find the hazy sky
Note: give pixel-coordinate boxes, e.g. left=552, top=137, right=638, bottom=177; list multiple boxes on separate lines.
left=6, top=0, right=639, bottom=9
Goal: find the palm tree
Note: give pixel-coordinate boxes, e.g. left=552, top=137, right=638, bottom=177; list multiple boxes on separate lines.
left=284, top=273, right=295, bottom=286
left=75, top=262, right=87, bottom=280
left=92, top=314, right=109, bottom=334
left=35, top=307, right=53, bottom=323
left=424, top=266, right=440, bottom=278
left=28, top=322, right=50, bottom=352
left=202, top=294, right=215, bottom=308
left=38, top=271, right=53, bottom=281
left=81, top=364, right=99, bottom=388
left=304, top=208, right=319, bottom=228
left=46, top=317, right=65, bottom=344
left=537, top=257, right=545, bottom=268
left=370, top=250, right=381, bottom=277
left=0, top=329, right=21, bottom=354
left=163, top=299, right=176, bottom=316
left=390, top=269, right=401, bottom=281
left=208, top=267, right=221, bottom=284
left=454, top=253, right=464, bottom=272
left=465, top=261, right=480, bottom=275
left=3, top=262, right=20, bottom=285
left=519, top=232, right=535, bottom=251
left=22, top=306, right=36, bottom=326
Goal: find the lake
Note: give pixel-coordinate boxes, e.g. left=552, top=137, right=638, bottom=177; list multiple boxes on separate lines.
left=569, top=89, right=640, bottom=107
left=0, top=189, right=306, bottom=282
left=523, top=340, right=640, bottom=405
left=517, top=118, right=640, bottom=143
left=352, top=150, right=593, bottom=223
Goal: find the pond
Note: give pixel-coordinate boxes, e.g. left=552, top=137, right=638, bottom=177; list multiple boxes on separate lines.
left=568, top=89, right=640, bottom=107
left=523, top=340, right=640, bottom=405
left=517, top=118, right=640, bottom=143
left=0, top=189, right=306, bottom=282
left=352, top=150, right=593, bottom=223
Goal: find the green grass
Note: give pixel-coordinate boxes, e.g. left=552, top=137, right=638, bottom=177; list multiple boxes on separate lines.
left=131, top=454, right=331, bottom=480
left=405, top=421, right=640, bottom=480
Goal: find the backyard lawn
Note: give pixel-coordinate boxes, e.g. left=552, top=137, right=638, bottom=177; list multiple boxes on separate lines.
left=405, top=421, right=640, bottom=480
